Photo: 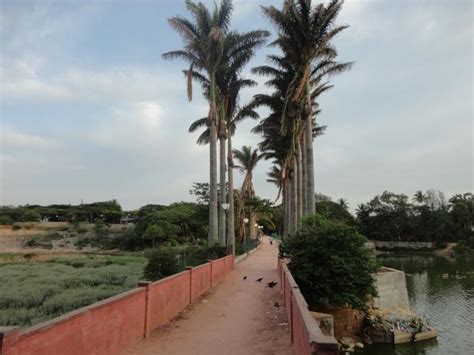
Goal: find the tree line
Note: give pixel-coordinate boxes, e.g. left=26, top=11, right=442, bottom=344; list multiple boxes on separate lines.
left=356, top=190, right=473, bottom=246
left=0, top=200, right=123, bottom=225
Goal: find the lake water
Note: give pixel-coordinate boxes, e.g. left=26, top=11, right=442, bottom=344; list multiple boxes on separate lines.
left=363, top=253, right=474, bottom=355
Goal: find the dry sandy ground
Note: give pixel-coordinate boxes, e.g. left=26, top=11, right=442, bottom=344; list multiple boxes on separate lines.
left=127, top=238, right=294, bottom=355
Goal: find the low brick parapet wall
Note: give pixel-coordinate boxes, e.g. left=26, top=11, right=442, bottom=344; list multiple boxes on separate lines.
left=278, top=258, right=340, bottom=355
left=1, top=254, right=235, bottom=355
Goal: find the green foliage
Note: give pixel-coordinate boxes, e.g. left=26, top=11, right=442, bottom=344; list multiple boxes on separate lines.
left=12, top=224, right=21, bottom=230
left=94, top=221, right=109, bottom=238
left=136, top=202, right=208, bottom=247
left=25, top=238, right=53, bottom=249
left=453, top=237, right=474, bottom=256
left=0, top=256, right=146, bottom=326
left=280, top=214, right=378, bottom=312
left=143, top=248, right=180, bottom=281
left=20, top=210, right=41, bottom=222
left=316, top=199, right=358, bottom=228
left=0, top=215, right=13, bottom=225
left=189, top=182, right=210, bottom=205
left=143, top=222, right=180, bottom=247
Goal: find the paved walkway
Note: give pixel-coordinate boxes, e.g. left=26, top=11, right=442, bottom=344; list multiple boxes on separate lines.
left=127, top=237, right=294, bottom=355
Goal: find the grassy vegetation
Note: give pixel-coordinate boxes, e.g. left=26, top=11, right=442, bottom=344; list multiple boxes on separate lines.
left=0, top=255, right=146, bottom=327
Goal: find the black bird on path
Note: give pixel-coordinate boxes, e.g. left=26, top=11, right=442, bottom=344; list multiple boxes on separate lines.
left=266, top=281, right=278, bottom=288
left=243, top=276, right=247, bottom=280
left=256, top=277, right=263, bottom=282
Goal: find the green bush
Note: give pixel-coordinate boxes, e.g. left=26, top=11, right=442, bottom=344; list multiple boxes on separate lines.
left=12, top=224, right=21, bottom=230
left=280, top=214, right=379, bottom=312
left=143, top=248, right=180, bottom=281
left=179, top=244, right=228, bottom=266
left=77, top=228, right=88, bottom=234
left=0, top=215, right=13, bottom=225
left=44, top=232, right=62, bottom=240
left=24, top=238, right=53, bottom=249
left=454, top=237, right=474, bottom=256
left=20, top=210, right=41, bottom=222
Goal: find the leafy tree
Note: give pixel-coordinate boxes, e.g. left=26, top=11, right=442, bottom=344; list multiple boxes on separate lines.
left=0, top=215, right=14, bottom=225
left=280, top=214, right=378, bottom=312
left=20, top=210, right=41, bottom=222
left=316, top=199, right=358, bottom=227
left=189, top=182, right=210, bottom=205
left=142, top=222, right=180, bottom=247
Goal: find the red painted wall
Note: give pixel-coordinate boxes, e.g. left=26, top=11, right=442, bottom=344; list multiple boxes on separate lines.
left=1, top=254, right=235, bottom=355
left=147, top=271, right=191, bottom=330
left=278, top=259, right=339, bottom=355
left=211, top=259, right=225, bottom=285
left=190, top=263, right=212, bottom=302
left=224, top=255, right=233, bottom=274
left=5, top=288, right=146, bottom=355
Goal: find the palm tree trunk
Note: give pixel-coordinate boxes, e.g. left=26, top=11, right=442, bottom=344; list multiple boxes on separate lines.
left=219, top=136, right=226, bottom=246
left=250, top=208, right=256, bottom=240
left=208, top=80, right=219, bottom=246
left=305, top=92, right=315, bottom=215
left=288, top=176, right=294, bottom=235
left=283, top=180, right=289, bottom=238
left=291, top=169, right=298, bottom=233
left=297, top=148, right=303, bottom=223
left=227, top=135, right=235, bottom=255
left=301, top=133, right=307, bottom=216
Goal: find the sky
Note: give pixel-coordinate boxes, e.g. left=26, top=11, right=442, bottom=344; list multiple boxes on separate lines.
left=0, top=0, right=472, bottom=212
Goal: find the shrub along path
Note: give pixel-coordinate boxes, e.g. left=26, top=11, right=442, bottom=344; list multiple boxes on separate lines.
left=127, top=237, right=294, bottom=355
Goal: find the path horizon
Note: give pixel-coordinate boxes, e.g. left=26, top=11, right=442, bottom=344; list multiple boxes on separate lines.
left=127, top=237, right=294, bottom=355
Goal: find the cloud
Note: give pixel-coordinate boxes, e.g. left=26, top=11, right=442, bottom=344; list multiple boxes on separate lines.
left=88, top=101, right=164, bottom=151
left=1, top=57, right=185, bottom=103
left=1, top=129, right=61, bottom=150
left=1, top=1, right=101, bottom=56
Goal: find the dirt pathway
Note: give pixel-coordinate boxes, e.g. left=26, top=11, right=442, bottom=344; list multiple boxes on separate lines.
left=127, top=237, right=294, bottom=355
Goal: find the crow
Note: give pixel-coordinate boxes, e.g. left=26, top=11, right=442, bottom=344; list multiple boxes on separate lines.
left=266, top=281, right=278, bottom=288
left=243, top=276, right=247, bottom=280
left=256, top=277, right=263, bottom=282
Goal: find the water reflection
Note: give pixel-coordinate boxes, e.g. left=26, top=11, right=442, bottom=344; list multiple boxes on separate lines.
left=362, top=253, right=474, bottom=355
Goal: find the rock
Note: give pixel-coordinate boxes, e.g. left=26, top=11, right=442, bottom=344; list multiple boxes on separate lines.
left=355, top=342, right=364, bottom=349
left=201, top=299, right=208, bottom=303
left=442, top=273, right=449, bottom=279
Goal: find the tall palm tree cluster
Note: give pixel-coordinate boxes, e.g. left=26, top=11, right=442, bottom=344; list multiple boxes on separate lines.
left=251, top=0, right=352, bottom=237
left=164, top=0, right=351, bottom=250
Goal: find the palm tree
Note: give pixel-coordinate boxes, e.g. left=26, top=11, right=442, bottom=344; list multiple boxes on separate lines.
left=163, top=0, right=233, bottom=245
left=214, top=32, right=268, bottom=245
left=261, top=0, right=351, bottom=216
left=233, top=146, right=263, bottom=242
left=251, top=55, right=332, bottom=235
left=164, top=1, right=268, bottom=246
left=337, top=198, right=348, bottom=210
left=413, top=190, right=426, bottom=205
left=188, top=93, right=260, bottom=251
